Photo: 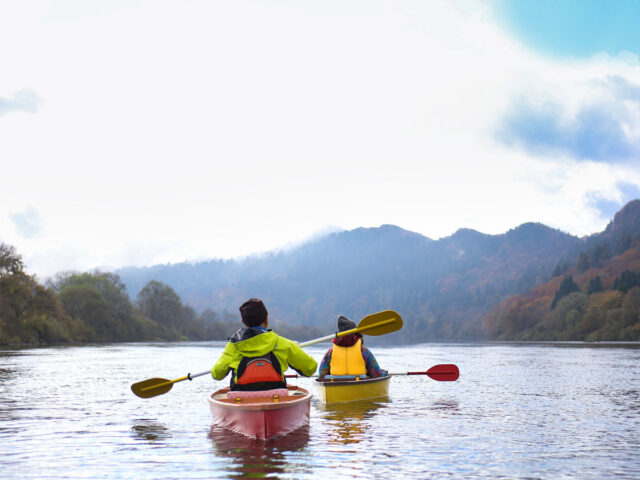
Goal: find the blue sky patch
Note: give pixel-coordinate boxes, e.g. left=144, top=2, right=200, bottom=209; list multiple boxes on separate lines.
left=494, top=0, right=640, bottom=58
left=586, top=183, right=640, bottom=221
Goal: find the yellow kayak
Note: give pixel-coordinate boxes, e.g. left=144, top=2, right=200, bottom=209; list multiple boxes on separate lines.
left=315, top=375, right=391, bottom=404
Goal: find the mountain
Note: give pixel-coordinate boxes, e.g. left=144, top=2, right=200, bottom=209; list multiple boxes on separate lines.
left=485, top=200, right=640, bottom=341
left=593, top=199, right=640, bottom=252
left=117, top=216, right=585, bottom=342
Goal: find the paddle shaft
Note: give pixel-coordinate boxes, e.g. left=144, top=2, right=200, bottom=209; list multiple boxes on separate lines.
left=285, top=372, right=432, bottom=378
left=285, top=364, right=459, bottom=381
left=388, top=371, right=438, bottom=375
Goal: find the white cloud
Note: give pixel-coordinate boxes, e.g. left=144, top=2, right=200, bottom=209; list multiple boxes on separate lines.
left=1, top=0, right=639, bottom=278
left=9, top=206, right=44, bottom=239
left=0, top=88, right=44, bottom=116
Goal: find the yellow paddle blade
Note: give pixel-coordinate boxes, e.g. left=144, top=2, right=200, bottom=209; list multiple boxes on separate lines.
left=357, top=310, right=403, bottom=335
left=131, top=377, right=174, bottom=399
left=298, top=310, right=404, bottom=347
left=337, top=310, right=403, bottom=337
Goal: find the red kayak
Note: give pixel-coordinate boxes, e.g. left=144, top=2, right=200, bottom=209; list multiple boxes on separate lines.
left=208, top=385, right=312, bottom=439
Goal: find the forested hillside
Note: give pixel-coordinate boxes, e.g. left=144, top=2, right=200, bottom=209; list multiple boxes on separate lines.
left=485, top=200, right=640, bottom=341
left=0, top=243, right=242, bottom=345
left=118, top=221, right=584, bottom=343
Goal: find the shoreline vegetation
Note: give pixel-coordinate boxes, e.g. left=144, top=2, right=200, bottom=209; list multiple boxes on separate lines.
left=485, top=249, right=640, bottom=342
left=0, top=243, right=319, bottom=347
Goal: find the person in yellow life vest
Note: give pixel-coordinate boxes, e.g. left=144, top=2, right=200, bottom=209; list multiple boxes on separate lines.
left=211, top=298, right=317, bottom=391
left=317, top=315, right=388, bottom=379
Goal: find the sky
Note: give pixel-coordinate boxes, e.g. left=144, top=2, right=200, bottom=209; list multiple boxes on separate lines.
left=2, top=0, right=640, bottom=279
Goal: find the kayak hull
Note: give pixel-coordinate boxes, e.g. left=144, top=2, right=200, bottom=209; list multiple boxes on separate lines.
left=208, top=386, right=311, bottom=439
left=315, top=375, right=391, bottom=404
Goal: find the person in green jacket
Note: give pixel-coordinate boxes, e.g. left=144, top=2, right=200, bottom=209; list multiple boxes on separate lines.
left=212, top=298, right=317, bottom=391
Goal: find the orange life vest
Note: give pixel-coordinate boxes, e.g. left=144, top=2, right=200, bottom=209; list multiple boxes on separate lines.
left=233, top=351, right=285, bottom=391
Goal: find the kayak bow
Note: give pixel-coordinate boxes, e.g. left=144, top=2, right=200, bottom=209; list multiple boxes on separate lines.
left=208, top=385, right=312, bottom=439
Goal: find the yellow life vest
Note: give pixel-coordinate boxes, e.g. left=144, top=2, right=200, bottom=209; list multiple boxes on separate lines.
left=330, top=338, right=367, bottom=376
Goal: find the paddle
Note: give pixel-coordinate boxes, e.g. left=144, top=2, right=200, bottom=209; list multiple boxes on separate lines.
left=131, top=310, right=403, bottom=399
left=298, top=310, right=403, bottom=347
left=131, top=371, right=211, bottom=399
left=285, top=364, right=459, bottom=381
left=390, top=364, right=459, bottom=381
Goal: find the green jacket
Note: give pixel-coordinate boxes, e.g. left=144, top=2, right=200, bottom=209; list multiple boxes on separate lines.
left=212, top=328, right=317, bottom=382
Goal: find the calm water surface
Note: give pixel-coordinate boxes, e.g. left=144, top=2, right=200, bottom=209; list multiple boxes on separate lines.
left=1, top=341, right=639, bottom=479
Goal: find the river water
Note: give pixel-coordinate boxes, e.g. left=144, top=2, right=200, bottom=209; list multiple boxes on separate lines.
left=1, top=341, right=639, bottom=479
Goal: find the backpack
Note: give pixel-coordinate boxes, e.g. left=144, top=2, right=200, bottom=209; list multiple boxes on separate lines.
left=232, top=351, right=286, bottom=391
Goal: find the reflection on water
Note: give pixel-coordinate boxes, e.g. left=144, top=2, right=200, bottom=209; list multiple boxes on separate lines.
left=0, top=367, right=15, bottom=382
left=209, top=424, right=310, bottom=479
left=428, top=398, right=459, bottom=412
left=316, top=400, right=388, bottom=445
left=131, top=419, right=171, bottom=443
left=0, top=351, right=22, bottom=383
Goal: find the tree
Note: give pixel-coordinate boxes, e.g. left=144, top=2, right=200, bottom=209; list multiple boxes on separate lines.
left=587, top=275, right=603, bottom=295
left=620, top=287, right=640, bottom=340
left=1, top=243, right=80, bottom=345
left=58, top=285, right=111, bottom=340
left=0, top=243, right=25, bottom=276
left=551, top=275, right=580, bottom=310
left=136, top=280, right=209, bottom=339
left=580, top=291, right=623, bottom=338
left=616, top=233, right=632, bottom=255
left=577, top=252, right=591, bottom=272
left=613, top=271, right=640, bottom=293
left=551, top=260, right=569, bottom=278
left=55, top=271, right=144, bottom=342
left=591, top=243, right=612, bottom=267
left=136, top=280, right=185, bottom=329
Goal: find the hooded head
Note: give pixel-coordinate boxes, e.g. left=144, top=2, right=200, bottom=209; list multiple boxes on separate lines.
left=337, top=315, right=357, bottom=332
left=333, top=315, right=361, bottom=347
left=239, top=298, right=268, bottom=327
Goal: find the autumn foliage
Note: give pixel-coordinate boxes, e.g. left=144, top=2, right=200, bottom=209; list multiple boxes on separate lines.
left=485, top=248, right=640, bottom=341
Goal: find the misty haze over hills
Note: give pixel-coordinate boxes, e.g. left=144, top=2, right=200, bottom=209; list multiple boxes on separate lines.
left=117, top=202, right=640, bottom=342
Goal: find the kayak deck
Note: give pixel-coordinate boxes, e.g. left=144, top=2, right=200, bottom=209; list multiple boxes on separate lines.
left=315, top=375, right=391, bottom=404
left=208, top=385, right=311, bottom=439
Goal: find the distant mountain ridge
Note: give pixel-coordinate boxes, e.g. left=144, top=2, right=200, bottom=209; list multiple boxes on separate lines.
left=119, top=204, right=633, bottom=341
left=596, top=199, right=640, bottom=250
left=485, top=199, right=640, bottom=341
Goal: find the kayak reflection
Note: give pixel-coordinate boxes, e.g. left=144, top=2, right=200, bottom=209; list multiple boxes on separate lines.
left=208, top=424, right=310, bottom=479
left=429, top=398, right=460, bottom=413
left=316, top=399, right=389, bottom=445
left=130, top=419, right=172, bottom=443
left=0, top=351, right=21, bottom=383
